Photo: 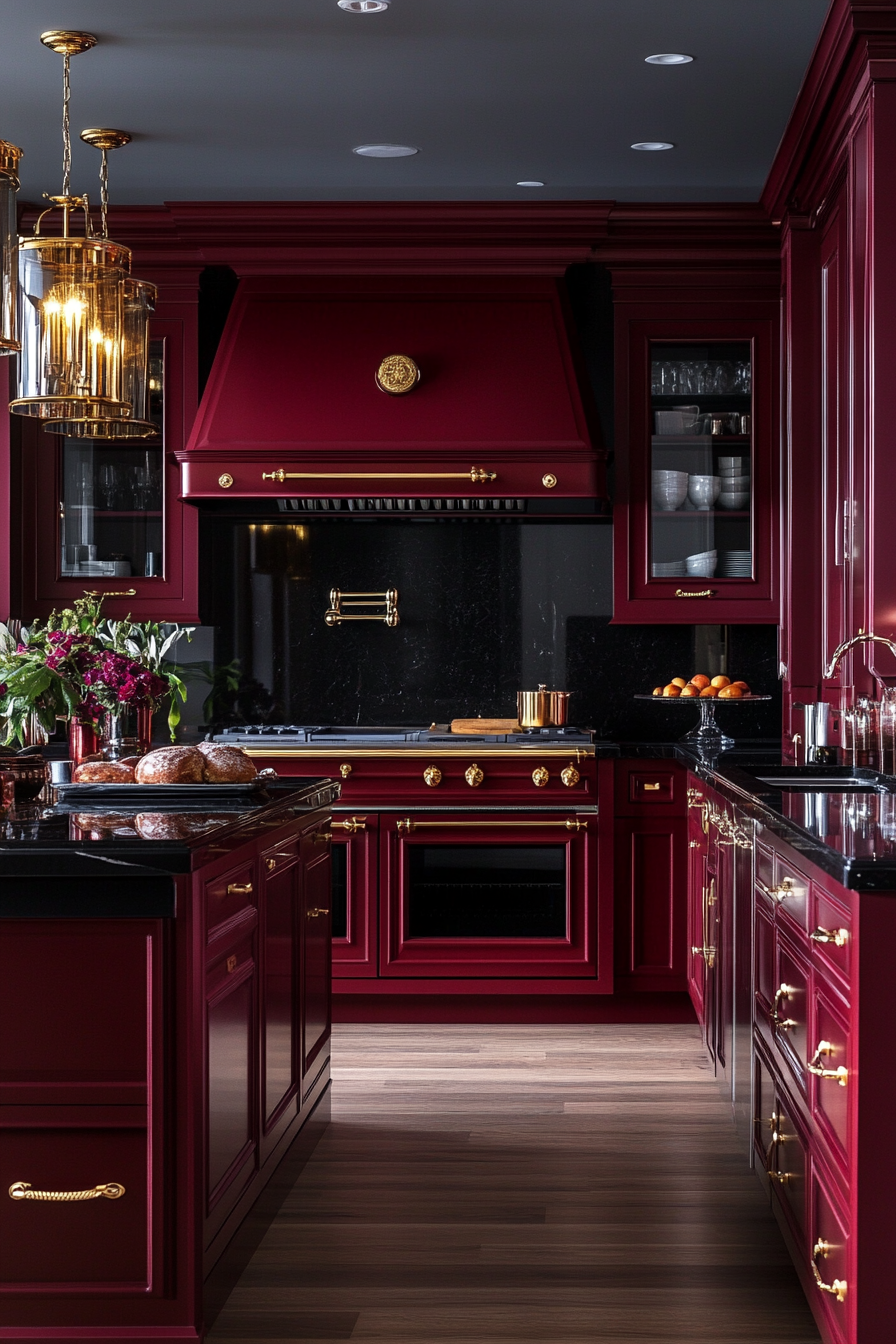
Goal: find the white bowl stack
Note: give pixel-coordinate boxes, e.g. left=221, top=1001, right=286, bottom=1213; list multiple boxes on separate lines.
left=652, top=558, right=687, bottom=577
left=684, top=549, right=718, bottom=577
left=652, top=469, right=689, bottom=511
left=718, top=456, right=750, bottom=510
left=719, top=549, right=752, bottom=577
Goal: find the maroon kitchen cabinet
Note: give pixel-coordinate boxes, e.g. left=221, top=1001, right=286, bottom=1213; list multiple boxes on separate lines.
left=612, top=304, right=779, bottom=624
left=330, top=814, right=378, bottom=977
left=0, top=795, right=333, bottom=1342
left=613, top=760, right=688, bottom=993
left=16, top=285, right=200, bottom=621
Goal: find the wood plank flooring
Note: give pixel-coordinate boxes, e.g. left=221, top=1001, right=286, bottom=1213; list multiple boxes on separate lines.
left=207, top=1024, right=821, bottom=1343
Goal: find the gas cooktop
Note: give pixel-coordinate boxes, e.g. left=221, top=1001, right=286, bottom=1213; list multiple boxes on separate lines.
left=214, top=724, right=597, bottom=747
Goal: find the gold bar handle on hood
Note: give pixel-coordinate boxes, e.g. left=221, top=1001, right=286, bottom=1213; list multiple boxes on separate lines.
left=262, top=467, right=497, bottom=485
left=397, top=817, right=587, bottom=834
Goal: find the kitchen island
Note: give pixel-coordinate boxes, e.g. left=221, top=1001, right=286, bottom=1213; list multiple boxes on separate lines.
left=0, top=776, right=339, bottom=1344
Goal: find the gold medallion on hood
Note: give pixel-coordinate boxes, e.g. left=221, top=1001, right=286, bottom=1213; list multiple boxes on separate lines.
left=376, top=354, right=421, bottom=395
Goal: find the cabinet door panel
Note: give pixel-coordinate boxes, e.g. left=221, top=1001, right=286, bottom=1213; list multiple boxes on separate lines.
left=331, top=816, right=379, bottom=977
left=771, top=1092, right=809, bottom=1246
left=809, top=1162, right=851, bottom=1344
left=262, top=862, right=297, bottom=1128
left=810, top=985, right=851, bottom=1170
left=302, top=838, right=332, bottom=1090
left=614, top=816, right=686, bottom=989
left=206, top=944, right=257, bottom=1209
left=0, top=1115, right=148, bottom=1289
left=771, top=936, right=811, bottom=1097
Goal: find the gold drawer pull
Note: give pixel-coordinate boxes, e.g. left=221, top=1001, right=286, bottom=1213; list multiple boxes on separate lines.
left=561, top=764, right=580, bottom=787
left=82, top=588, right=137, bottom=598
left=465, top=763, right=484, bottom=788
left=690, top=944, right=716, bottom=968
left=810, top=926, right=848, bottom=948
left=307, top=906, right=330, bottom=919
left=764, top=1114, right=791, bottom=1185
left=423, top=766, right=442, bottom=787
left=642, top=782, right=661, bottom=792
left=265, top=857, right=277, bottom=871
left=532, top=767, right=550, bottom=788
left=226, top=955, right=238, bottom=973
left=262, top=466, right=496, bottom=484
left=331, top=816, right=367, bottom=833
left=756, top=876, right=796, bottom=903
left=226, top=882, right=253, bottom=896
left=812, top=1240, right=847, bottom=1302
left=687, top=786, right=703, bottom=806
left=339, top=763, right=352, bottom=778
left=807, top=1040, right=848, bottom=1086
left=9, top=1180, right=124, bottom=1202
left=398, top=817, right=587, bottom=834
left=675, top=588, right=716, bottom=598
left=770, top=984, right=797, bottom=1031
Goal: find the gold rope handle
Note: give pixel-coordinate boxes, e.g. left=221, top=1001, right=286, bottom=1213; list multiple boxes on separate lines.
left=82, top=588, right=137, bottom=598
left=811, top=1240, right=847, bottom=1302
left=9, top=1181, right=124, bottom=1202
left=806, top=1040, right=849, bottom=1087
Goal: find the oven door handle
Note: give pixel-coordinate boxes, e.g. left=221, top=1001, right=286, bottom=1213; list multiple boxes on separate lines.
left=396, top=817, right=588, bottom=834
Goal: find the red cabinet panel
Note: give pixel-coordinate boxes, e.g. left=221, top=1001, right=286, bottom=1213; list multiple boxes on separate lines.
left=206, top=934, right=258, bottom=1231
left=331, top=814, right=379, bottom=977
left=613, top=815, right=687, bottom=991
left=261, top=860, right=298, bottom=1134
left=809, top=984, right=850, bottom=1175
left=301, top=831, right=333, bottom=1090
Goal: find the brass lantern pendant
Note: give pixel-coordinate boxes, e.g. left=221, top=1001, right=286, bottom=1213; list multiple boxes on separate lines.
left=0, top=139, right=23, bottom=355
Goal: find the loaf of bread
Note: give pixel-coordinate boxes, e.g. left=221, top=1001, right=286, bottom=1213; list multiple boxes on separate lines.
left=73, top=812, right=139, bottom=838
left=135, top=746, right=205, bottom=784
left=196, top=742, right=257, bottom=783
left=134, top=812, right=223, bottom=840
left=72, top=760, right=137, bottom=783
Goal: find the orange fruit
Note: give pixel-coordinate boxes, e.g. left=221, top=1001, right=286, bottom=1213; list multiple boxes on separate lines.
left=718, top=684, right=743, bottom=698
left=732, top=680, right=750, bottom=694
left=699, top=685, right=719, bottom=697
left=679, top=684, right=699, bottom=697
left=652, top=686, right=663, bottom=696
left=710, top=675, right=731, bottom=689
left=689, top=674, right=710, bottom=690
left=671, top=677, right=688, bottom=689
left=662, top=683, right=682, bottom=697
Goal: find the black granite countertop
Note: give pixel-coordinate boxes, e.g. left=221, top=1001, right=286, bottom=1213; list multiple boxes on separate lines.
left=0, top=778, right=340, bottom=918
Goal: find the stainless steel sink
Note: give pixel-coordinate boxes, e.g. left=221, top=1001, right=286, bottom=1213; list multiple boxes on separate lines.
left=748, top=766, right=893, bottom=792
left=756, top=775, right=879, bottom=788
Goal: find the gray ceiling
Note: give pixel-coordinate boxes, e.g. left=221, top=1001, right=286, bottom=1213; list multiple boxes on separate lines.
left=0, top=1, right=830, bottom=206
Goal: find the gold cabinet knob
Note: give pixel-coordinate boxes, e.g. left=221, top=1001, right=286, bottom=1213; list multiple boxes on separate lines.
left=265, top=857, right=277, bottom=872
left=465, top=763, right=484, bottom=788
left=542, top=473, right=558, bottom=489
left=423, top=765, right=442, bottom=787
left=560, top=764, right=580, bottom=787
left=218, top=473, right=234, bottom=489
left=339, top=763, right=352, bottom=779
left=532, top=766, right=550, bottom=788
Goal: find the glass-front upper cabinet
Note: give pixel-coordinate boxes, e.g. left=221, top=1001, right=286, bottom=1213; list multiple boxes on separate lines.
left=614, top=317, right=778, bottom=624
left=59, top=345, right=164, bottom=583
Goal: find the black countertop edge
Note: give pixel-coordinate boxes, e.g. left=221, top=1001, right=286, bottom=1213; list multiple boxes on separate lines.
left=676, top=748, right=896, bottom=892
left=617, top=739, right=781, bottom=761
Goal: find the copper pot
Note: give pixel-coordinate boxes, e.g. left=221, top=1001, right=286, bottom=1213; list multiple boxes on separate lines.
left=547, top=691, right=570, bottom=726
left=517, top=685, right=550, bottom=729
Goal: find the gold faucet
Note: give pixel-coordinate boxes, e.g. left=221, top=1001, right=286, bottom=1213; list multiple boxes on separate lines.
left=824, top=630, right=896, bottom=683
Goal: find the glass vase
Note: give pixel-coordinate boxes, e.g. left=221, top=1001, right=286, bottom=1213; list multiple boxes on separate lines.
left=101, top=704, right=153, bottom=760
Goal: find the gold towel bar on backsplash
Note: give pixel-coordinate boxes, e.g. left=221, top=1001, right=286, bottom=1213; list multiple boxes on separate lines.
left=325, top=588, right=399, bottom=628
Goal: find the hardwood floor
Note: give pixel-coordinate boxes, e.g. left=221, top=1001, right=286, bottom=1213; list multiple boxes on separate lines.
left=208, top=1024, right=820, bottom=1343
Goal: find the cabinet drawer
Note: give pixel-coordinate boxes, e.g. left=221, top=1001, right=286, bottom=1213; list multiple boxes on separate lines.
left=261, top=838, right=299, bottom=876
left=206, top=860, right=256, bottom=932
left=0, top=1109, right=149, bottom=1289
left=768, top=1091, right=809, bottom=1247
left=615, top=761, right=682, bottom=815
left=755, top=841, right=776, bottom=908
left=809, top=884, right=852, bottom=990
left=772, top=855, right=810, bottom=934
left=765, top=933, right=811, bottom=1098
left=808, top=1163, right=851, bottom=1344
left=809, top=984, right=851, bottom=1174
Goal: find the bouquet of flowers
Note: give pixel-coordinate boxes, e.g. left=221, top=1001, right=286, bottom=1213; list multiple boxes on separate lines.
left=0, top=596, right=193, bottom=747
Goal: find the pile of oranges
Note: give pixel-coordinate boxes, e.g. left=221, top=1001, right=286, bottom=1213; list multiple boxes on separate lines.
left=652, top=674, right=750, bottom=700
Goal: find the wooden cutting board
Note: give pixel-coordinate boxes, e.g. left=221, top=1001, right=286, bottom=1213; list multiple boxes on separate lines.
left=450, top=718, right=521, bottom=734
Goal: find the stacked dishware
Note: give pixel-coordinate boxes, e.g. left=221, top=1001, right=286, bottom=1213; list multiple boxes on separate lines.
left=684, top=549, right=717, bottom=577
left=651, top=469, right=689, bottom=511
left=654, top=405, right=700, bottom=434
left=718, top=456, right=750, bottom=510
left=651, top=558, right=687, bottom=577
left=719, top=549, right=752, bottom=577
left=686, top=473, right=721, bottom=511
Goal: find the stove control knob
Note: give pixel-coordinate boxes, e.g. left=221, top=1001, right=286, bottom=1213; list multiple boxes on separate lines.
left=339, top=763, right=352, bottom=779
left=532, top=767, right=550, bottom=788
left=465, top=763, right=484, bottom=788
left=423, top=765, right=442, bottom=787
left=561, top=765, right=580, bottom=788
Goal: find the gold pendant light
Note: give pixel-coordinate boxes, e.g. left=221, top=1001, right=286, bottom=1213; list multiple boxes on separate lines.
left=0, top=138, right=23, bottom=354
left=45, top=130, right=159, bottom=440
left=10, top=32, right=133, bottom=429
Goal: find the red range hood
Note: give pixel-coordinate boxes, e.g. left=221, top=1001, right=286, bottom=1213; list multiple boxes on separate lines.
left=178, top=275, right=606, bottom=503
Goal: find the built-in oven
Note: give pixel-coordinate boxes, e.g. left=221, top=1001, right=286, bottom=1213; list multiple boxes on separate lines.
left=378, top=810, right=598, bottom=979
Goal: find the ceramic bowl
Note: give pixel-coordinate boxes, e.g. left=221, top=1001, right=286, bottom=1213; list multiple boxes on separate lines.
left=687, top=474, right=721, bottom=510
left=718, top=456, right=748, bottom=472
left=717, top=491, right=749, bottom=511
left=685, top=556, right=718, bottom=576
left=652, top=480, right=689, bottom=511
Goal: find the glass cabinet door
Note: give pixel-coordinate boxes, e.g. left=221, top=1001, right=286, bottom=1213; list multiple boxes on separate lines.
left=650, top=340, right=753, bottom=587
left=57, top=342, right=164, bottom=583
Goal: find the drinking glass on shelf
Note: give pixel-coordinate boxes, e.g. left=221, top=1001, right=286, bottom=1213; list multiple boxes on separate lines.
left=97, top=463, right=116, bottom=510
left=879, top=688, right=896, bottom=775
left=733, top=360, right=752, bottom=393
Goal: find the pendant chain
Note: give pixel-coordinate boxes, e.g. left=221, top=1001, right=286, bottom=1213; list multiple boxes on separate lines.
left=61, top=51, right=71, bottom=197
left=99, top=148, right=109, bottom=237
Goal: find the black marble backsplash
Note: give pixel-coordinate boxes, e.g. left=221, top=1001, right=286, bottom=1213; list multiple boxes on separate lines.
left=201, top=516, right=781, bottom=740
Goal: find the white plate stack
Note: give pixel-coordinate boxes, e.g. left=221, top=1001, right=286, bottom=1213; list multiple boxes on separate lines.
left=719, top=549, right=752, bottom=577
left=651, top=558, right=687, bottom=577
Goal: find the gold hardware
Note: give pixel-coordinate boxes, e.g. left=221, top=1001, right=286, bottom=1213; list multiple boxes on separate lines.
left=465, top=763, right=485, bottom=787
left=226, top=955, right=237, bottom=973
left=397, top=817, right=587, bottom=834
left=9, top=1180, right=123, bottom=1202
left=218, top=473, right=234, bottom=489
left=642, top=782, right=661, bottom=792
left=331, top=816, right=367, bottom=833
left=560, top=764, right=580, bottom=787
left=325, top=588, right=399, bottom=628
left=80, top=128, right=131, bottom=152
left=542, top=473, right=558, bottom=489
left=375, top=354, right=421, bottom=395
left=262, top=467, right=496, bottom=484
left=40, top=30, right=98, bottom=56
left=307, top=906, right=330, bottom=918
left=764, top=1115, right=791, bottom=1185
left=314, top=830, right=332, bottom=843
left=807, top=1040, right=849, bottom=1087
left=687, top=786, right=703, bottom=807
left=265, top=857, right=277, bottom=871
left=532, top=767, right=550, bottom=788
left=810, top=926, right=848, bottom=948
left=226, top=882, right=253, bottom=896
left=674, top=589, right=716, bottom=598
left=824, top=630, right=896, bottom=681
left=706, top=877, right=717, bottom=906
left=689, top=839, right=700, bottom=848
left=771, top=984, right=797, bottom=1031
left=691, top=944, right=716, bottom=968
left=811, top=1240, right=847, bottom=1302
left=701, top=801, right=710, bottom=835
left=339, top=763, right=352, bottom=778
left=423, top=765, right=442, bottom=787
left=757, top=876, right=796, bottom=904
left=82, top=588, right=137, bottom=597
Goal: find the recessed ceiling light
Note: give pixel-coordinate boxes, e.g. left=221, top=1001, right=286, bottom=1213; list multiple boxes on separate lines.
left=338, top=1, right=390, bottom=11
left=517, top=180, right=545, bottom=187
left=353, top=143, right=419, bottom=157
left=645, top=53, right=693, bottom=65
left=631, top=141, right=674, bottom=151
